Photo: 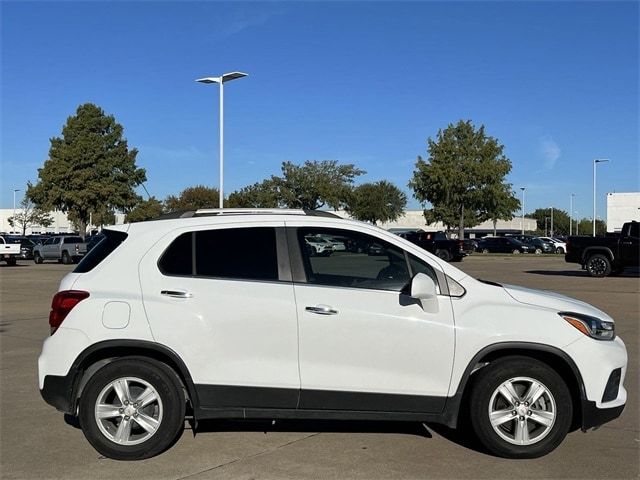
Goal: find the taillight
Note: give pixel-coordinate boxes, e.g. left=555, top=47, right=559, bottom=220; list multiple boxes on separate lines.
left=49, top=290, right=90, bottom=335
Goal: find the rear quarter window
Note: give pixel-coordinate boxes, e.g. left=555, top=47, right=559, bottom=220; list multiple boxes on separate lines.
left=73, top=230, right=128, bottom=273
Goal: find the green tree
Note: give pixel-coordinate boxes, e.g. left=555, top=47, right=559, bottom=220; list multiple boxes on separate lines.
left=226, top=180, right=280, bottom=208
left=27, top=103, right=146, bottom=237
left=345, top=181, right=407, bottom=225
left=125, top=197, right=165, bottom=223
left=165, top=185, right=220, bottom=212
left=272, top=160, right=365, bottom=210
left=576, top=217, right=606, bottom=236
left=409, top=120, right=513, bottom=239
left=482, top=184, right=520, bottom=236
left=7, top=197, right=54, bottom=235
left=527, top=208, right=572, bottom=236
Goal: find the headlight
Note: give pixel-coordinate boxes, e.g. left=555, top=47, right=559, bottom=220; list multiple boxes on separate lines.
left=560, top=312, right=615, bottom=341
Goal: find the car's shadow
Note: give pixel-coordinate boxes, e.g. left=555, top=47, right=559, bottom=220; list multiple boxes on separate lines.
left=526, top=268, right=639, bottom=278
left=0, top=263, right=29, bottom=268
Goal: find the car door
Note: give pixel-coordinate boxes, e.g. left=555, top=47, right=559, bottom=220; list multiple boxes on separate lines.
left=289, top=224, right=455, bottom=413
left=620, top=222, right=639, bottom=266
left=139, top=222, right=300, bottom=409
left=45, top=238, right=60, bottom=258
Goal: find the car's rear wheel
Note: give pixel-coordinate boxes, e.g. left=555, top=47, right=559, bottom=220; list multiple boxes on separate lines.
left=435, top=249, right=452, bottom=262
left=512, top=249, right=521, bottom=255
left=468, top=356, right=572, bottom=459
left=6, top=257, right=17, bottom=266
left=61, top=251, right=71, bottom=264
left=34, top=252, right=43, bottom=264
left=586, top=254, right=611, bottom=277
left=482, top=248, right=490, bottom=254
left=534, top=248, right=542, bottom=255
left=78, top=359, right=186, bottom=460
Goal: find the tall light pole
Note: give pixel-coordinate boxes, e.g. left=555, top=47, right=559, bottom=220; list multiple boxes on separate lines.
left=12, top=188, right=21, bottom=233
left=575, top=211, right=579, bottom=235
left=196, top=71, right=248, bottom=209
left=569, top=194, right=575, bottom=235
left=550, top=206, right=554, bottom=238
left=592, top=158, right=609, bottom=236
left=520, top=187, right=526, bottom=234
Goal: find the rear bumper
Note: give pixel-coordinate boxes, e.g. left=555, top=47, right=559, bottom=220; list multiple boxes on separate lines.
left=40, top=373, right=75, bottom=414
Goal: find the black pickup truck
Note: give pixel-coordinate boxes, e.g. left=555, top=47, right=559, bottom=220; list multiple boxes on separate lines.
left=565, top=221, right=639, bottom=277
left=398, top=230, right=466, bottom=262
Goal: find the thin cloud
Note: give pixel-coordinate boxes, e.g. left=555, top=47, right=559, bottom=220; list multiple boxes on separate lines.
left=539, top=136, right=561, bottom=170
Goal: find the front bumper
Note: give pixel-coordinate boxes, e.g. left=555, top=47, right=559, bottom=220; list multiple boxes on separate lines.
left=581, top=400, right=625, bottom=430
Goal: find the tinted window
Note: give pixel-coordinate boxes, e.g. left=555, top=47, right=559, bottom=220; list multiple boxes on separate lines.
left=299, top=228, right=412, bottom=292
left=195, top=228, right=278, bottom=280
left=64, top=236, right=84, bottom=244
left=53, top=238, right=61, bottom=244
left=74, top=230, right=128, bottom=273
left=158, top=232, right=193, bottom=276
left=628, top=223, right=639, bottom=238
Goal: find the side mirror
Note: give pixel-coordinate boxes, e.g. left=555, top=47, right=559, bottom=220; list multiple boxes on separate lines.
left=410, top=273, right=438, bottom=312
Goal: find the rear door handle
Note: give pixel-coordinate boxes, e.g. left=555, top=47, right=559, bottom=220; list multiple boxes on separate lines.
left=161, top=290, right=193, bottom=298
left=305, top=305, right=338, bottom=315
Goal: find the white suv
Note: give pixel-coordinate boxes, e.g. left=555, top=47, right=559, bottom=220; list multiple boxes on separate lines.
left=38, top=209, right=627, bottom=460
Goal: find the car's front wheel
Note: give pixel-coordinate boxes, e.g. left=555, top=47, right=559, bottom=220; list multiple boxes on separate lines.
left=78, top=358, right=186, bottom=460
left=556, top=247, right=565, bottom=254
left=468, top=356, right=572, bottom=459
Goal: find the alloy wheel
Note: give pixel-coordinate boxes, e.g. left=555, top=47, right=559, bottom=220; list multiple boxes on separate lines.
left=94, top=377, right=163, bottom=446
left=488, top=376, right=556, bottom=446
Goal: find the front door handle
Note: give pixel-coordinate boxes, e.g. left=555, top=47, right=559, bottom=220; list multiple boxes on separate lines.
left=161, top=290, right=193, bottom=298
left=305, top=305, right=338, bottom=315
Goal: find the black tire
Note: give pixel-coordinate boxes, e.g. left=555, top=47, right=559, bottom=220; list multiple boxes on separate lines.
left=482, top=248, right=490, bottom=254
left=34, top=252, right=43, bottom=264
left=78, top=358, right=186, bottom=460
left=586, top=254, right=611, bottom=277
left=435, top=249, right=452, bottom=262
left=556, top=247, right=565, bottom=254
left=468, top=356, right=572, bottom=459
left=6, top=257, right=17, bottom=266
left=61, top=251, right=71, bottom=264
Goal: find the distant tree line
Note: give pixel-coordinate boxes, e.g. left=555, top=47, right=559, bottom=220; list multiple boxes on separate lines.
left=26, top=103, right=530, bottom=238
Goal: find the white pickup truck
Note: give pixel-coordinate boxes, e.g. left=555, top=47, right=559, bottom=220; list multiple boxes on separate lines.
left=0, top=236, right=21, bottom=266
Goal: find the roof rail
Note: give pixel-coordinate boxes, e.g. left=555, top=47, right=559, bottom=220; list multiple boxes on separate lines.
left=193, top=208, right=306, bottom=216
left=151, top=208, right=344, bottom=220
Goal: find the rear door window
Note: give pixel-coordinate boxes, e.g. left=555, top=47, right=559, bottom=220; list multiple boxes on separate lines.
left=158, top=227, right=279, bottom=281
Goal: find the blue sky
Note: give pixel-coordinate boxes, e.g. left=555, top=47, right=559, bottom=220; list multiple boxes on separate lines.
left=2, top=1, right=638, bottom=220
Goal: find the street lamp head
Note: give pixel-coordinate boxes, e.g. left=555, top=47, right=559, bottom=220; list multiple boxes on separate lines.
left=221, top=71, right=248, bottom=82
left=196, top=77, right=220, bottom=84
left=594, top=158, right=610, bottom=164
left=196, top=72, right=248, bottom=85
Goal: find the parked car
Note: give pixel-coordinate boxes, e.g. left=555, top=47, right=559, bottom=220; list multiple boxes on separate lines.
left=398, top=230, right=466, bottom=262
left=477, top=236, right=532, bottom=254
left=539, top=237, right=567, bottom=254
left=565, top=221, right=639, bottom=277
left=33, top=235, right=87, bottom=264
left=39, top=209, right=627, bottom=460
left=6, top=236, right=36, bottom=260
left=461, top=239, right=478, bottom=255
left=304, top=235, right=333, bottom=256
left=0, top=235, right=21, bottom=265
left=507, top=235, right=554, bottom=254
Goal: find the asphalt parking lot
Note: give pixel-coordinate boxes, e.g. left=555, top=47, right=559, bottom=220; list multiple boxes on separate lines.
left=1, top=256, right=638, bottom=479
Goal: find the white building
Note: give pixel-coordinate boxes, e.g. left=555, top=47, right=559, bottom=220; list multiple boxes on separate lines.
left=334, top=210, right=537, bottom=237
left=0, top=209, right=126, bottom=235
left=606, top=192, right=640, bottom=232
